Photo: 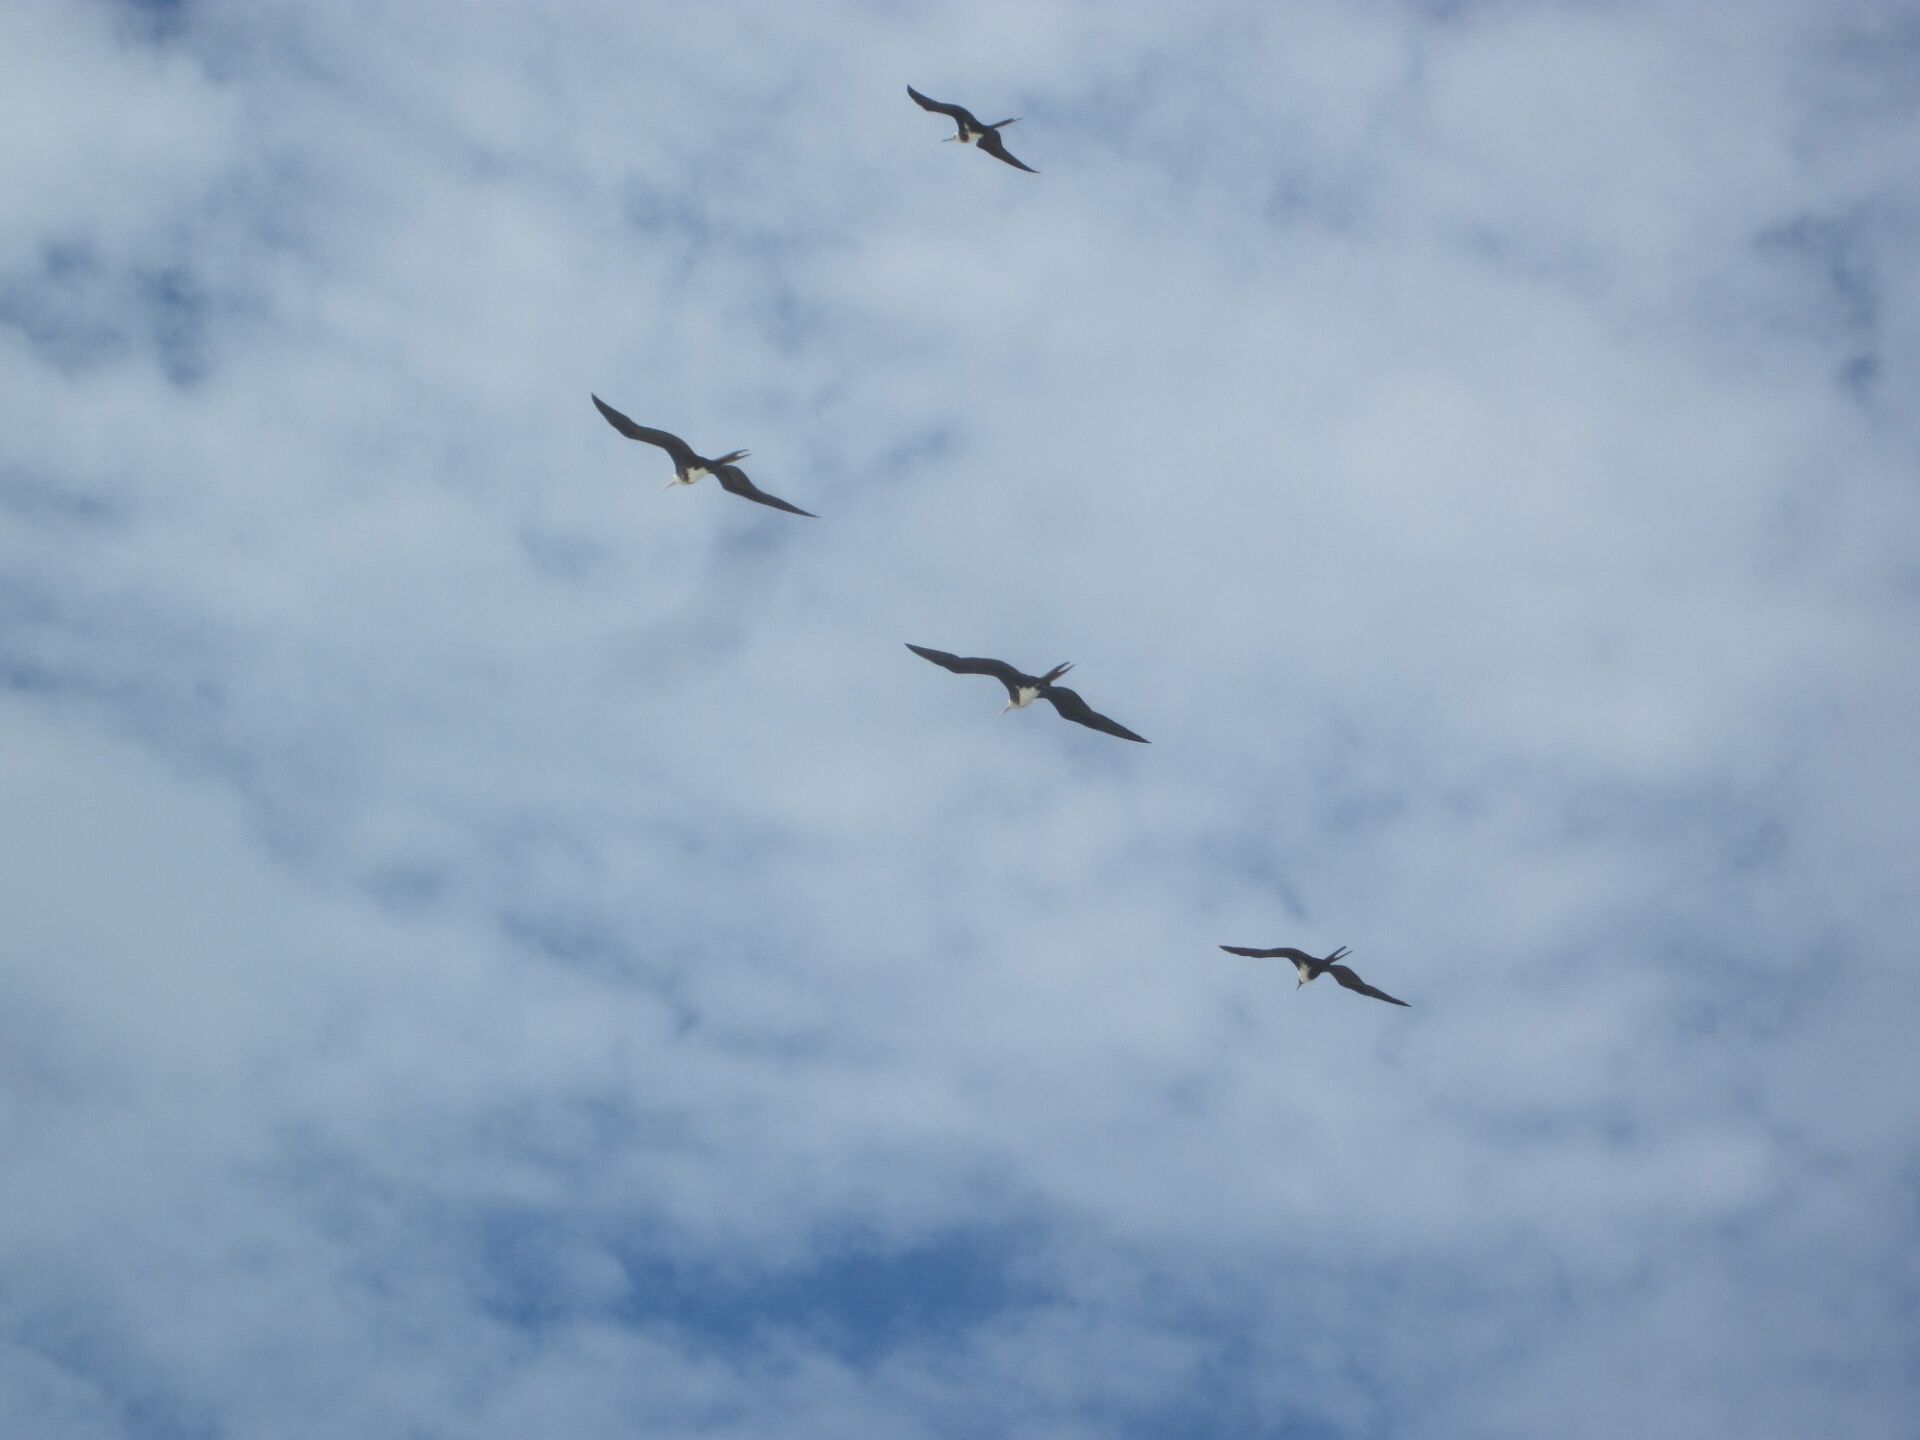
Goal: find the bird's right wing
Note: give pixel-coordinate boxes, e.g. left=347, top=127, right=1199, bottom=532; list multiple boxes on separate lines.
left=977, top=129, right=1038, bottom=173
left=713, top=464, right=816, bottom=517
left=1328, top=965, right=1410, bottom=1007
left=1219, top=945, right=1317, bottom=963
left=907, top=85, right=976, bottom=127
left=1042, top=686, right=1149, bottom=742
left=591, top=395, right=697, bottom=469
left=904, top=644, right=1022, bottom=687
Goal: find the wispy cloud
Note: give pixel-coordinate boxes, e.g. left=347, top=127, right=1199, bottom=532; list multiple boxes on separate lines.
left=2, top=1, right=1917, bottom=1436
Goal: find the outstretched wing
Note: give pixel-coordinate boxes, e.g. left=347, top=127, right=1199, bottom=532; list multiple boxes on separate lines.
left=1328, top=965, right=1410, bottom=1007
left=591, top=395, right=697, bottom=469
left=905, top=644, right=1023, bottom=689
left=907, top=85, right=978, bottom=130
left=713, top=464, right=816, bottom=517
left=977, top=129, right=1038, bottom=173
left=1219, top=945, right=1319, bottom=964
left=1042, top=685, right=1148, bottom=742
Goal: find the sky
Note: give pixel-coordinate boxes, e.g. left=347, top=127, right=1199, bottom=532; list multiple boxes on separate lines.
left=2, top=0, right=1918, bottom=1436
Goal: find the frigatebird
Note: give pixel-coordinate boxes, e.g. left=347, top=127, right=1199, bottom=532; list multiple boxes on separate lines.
left=907, top=86, right=1038, bottom=173
left=906, top=643, right=1147, bottom=742
left=591, top=395, right=815, bottom=517
left=1217, top=945, right=1410, bottom=1006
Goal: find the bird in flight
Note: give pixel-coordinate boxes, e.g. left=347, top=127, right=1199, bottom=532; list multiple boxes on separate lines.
left=591, top=394, right=816, bottom=517
left=906, top=643, right=1147, bottom=742
left=907, top=86, right=1038, bottom=173
left=1216, top=944, right=1410, bottom=1006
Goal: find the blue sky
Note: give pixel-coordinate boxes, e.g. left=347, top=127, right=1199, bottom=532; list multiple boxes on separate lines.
left=3, top=0, right=1918, bottom=1436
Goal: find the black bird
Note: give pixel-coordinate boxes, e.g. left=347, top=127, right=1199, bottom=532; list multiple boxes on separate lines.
left=1217, top=945, right=1410, bottom=1007
left=906, top=643, right=1147, bottom=742
left=591, top=394, right=815, bottom=517
left=907, top=86, right=1038, bottom=173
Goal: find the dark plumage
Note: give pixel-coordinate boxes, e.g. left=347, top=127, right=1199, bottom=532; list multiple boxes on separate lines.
left=907, top=86, right=1038, bottom=173
left=1217, top=944, right=1410, bottom=1006
left=906, top=643, right=1147, bottom=743
left=590, top=394, right=815, bottom=518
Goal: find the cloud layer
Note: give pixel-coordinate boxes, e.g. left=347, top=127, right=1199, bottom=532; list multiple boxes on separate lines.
left=3, top=1, right=1917, bottom=1436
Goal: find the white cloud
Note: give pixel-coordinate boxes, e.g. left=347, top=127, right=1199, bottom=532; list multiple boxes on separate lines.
left=2, top=1, right=1917, bottom=1436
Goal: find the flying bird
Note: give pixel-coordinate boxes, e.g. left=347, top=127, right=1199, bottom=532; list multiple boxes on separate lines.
left=590, top=394, right=816, bottom=517
left=1217, top=944, right=1410, bottom=1006
left=906, top=643, right=1147, bottom=742
left=907, top=86, right=1038, bottom=173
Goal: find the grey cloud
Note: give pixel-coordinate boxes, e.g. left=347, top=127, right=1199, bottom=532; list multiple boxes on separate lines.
left=1, top=1, right=1916, bottom=1437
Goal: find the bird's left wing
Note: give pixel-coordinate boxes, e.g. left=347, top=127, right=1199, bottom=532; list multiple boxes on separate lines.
left=1042, top=686, right=1148, bottom=742
left=903, top=645, right=1023, bottom=688
left=714, top=464, right=816, bottom=517
left=1219, top=945, right=1317, bottom=963
left=590, top=395, right=697, bottom=468
left=907, top=85, right=975, bottom=126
